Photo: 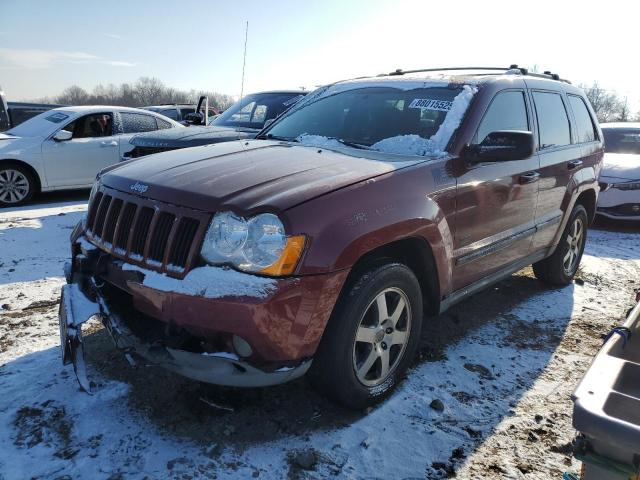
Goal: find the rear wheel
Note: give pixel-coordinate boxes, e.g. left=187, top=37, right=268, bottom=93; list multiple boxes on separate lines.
left=309, top=262, right=423, bottom=408
left=0, top=164, right=35, bottom=206
left=533, top=204, right=588, bottom=286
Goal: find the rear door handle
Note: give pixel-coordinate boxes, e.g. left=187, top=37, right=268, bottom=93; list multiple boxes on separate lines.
left=519, top=171, right=540, bottom=184
left=100, top=140, right=118, bottom=147
left=567, top=160, right=583, bottom=170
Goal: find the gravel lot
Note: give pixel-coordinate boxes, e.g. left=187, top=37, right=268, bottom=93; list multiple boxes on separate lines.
left=0, top=193, right=638, bottom=479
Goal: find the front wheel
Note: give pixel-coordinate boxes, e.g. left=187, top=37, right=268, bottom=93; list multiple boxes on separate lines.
left=0, top=164, right=36, bottom=207
left=533, top=204, right=588, bottom=286
left=309, top=262, right=423, bottom=408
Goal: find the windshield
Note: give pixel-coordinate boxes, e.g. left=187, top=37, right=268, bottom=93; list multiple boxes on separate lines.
left=6, top=110, right=74, bottom=137
left=210, top=92, right=305, bottom=129
left=603, top=128, right=640, bottom=154
left=263, top=85, right=474, bottom=156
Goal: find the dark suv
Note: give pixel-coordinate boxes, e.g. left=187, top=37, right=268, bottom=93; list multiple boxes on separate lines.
left=123, top=90, right=306, bottom=159
left=60, top=67, right=602, bottom=408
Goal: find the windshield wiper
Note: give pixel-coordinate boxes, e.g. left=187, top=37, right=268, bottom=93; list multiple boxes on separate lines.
left=255, top=133, right=297, bottom=142
left=337, top=139, right=371, bottom=150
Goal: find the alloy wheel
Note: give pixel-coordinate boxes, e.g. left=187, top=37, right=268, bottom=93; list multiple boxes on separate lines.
left=352, top=287, right=412, bottom=387
left=0, top=169, right=30, bottom=204
left=563, top=216, right=584, bottom=275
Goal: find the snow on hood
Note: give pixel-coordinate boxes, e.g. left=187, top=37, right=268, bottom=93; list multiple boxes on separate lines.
left=600, top=152, right=640, bottom=180
left=121, top=263, right=277, bottom=299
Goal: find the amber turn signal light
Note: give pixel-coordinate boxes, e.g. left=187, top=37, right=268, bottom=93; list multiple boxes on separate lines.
left=260, top=235, right=306, bottom=276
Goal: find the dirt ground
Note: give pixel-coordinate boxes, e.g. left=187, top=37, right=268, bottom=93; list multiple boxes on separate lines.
left=0, top=193, right=638, bottom=479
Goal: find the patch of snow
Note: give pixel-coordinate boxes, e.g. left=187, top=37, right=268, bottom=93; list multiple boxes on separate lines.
left=296, top=134, right=344, bottom=149
left=62, top=283, right=100, bottom=327
left=370, top=134, right=442, bottom=157
left=371, top=85, right=477, bottom=157
left=121, top=263, right=277, bottom=299
left=78, top=237, right=97, bottom=253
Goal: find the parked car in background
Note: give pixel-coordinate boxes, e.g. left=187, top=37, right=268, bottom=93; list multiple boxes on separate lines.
left=0, top=106, right=182, bottom=206
left=123, top=90, right=306, bottom=159
left=0, top=87, right=64, bottom=132
left=143, top=103, right=218, bottom=124
left=597, top=123, right=640, bottom=220
left=0, top=87, right=8, bottom=132
left=61, top=67, right=603, bottom=408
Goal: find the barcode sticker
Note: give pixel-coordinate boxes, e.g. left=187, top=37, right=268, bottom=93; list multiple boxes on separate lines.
left=409, top=99, right=452, bottom=111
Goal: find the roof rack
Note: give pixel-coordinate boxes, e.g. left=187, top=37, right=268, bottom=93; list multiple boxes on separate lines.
left=381, top=65, right=571, bottom=84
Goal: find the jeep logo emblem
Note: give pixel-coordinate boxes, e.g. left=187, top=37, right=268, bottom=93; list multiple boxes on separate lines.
left=130, top=182, right=149, bottom=194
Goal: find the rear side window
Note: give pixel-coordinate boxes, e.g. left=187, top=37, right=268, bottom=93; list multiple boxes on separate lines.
left=568, top=95, right=597, bottom=143
left=157, top=118, right=173, bottom=129
left=160, top=108, right=179, bottom=120
left=532, top=92, right=571, bottom=149
left=120, top=113, right=157, bottom=133
left=474, top=91, right=529, bottom=144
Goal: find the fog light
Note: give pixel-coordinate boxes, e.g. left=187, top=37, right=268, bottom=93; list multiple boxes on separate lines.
left=232, top=335, right=253, bottom=358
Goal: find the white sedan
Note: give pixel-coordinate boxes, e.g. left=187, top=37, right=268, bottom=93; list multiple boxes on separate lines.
left=598, top=123, right=640, bottom=221
left=0, top=106, right=182, bottom=206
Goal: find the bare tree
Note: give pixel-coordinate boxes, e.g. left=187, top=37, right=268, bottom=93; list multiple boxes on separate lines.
left=581, top=82, right=623, bottom=123
left=46, top=77, right=234, bottom=111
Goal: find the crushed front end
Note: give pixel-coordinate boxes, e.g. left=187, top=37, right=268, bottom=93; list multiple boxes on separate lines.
left=59, top=184, right=346, bottom=392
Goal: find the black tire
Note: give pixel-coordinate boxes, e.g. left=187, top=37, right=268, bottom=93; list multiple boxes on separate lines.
left=309, top=262, right=423, bottom=409
left=0, top=163, right=36, bottom=207
left=533, top=204, right=588, bottom=286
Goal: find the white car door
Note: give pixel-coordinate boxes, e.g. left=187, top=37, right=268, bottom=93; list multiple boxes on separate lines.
left=41, top=112, right=120, bottom=188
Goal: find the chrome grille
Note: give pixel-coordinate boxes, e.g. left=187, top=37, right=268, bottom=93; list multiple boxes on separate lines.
left=85, top=186, right=208, bottom=276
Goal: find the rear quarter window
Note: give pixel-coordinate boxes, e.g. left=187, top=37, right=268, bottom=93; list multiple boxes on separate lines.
left=568, top=95, right=597, bottom=143
left=532, top=91, right=571, bottom=149
left=120, top=113, right=158, bottom=133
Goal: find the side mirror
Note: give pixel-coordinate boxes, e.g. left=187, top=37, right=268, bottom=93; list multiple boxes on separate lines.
left=463, top=130, right=534, bottom=162
left=184, top=112, right=203, bottom=125
left=53, top=130, right=72, bottom=142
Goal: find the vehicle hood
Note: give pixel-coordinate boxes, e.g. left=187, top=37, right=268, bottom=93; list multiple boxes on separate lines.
left=129, top=125, right=258, bottom=149
left=100, top=140, right=424, bottom=212
left=0, top=134, right=38, bottom=153
left=600, top=153, right=640, bottom=181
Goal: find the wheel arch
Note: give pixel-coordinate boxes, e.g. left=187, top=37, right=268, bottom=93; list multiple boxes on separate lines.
left=575, top=188, right=597, bottom=225
left=336, top=236, right=442, bottom=316
left=0, top=158, right=42, bottom=194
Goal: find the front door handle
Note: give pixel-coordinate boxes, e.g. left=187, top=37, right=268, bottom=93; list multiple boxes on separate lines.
left=100, top=141, right=118, bottom=147
left=519, top=171, right=540, bottom=184
left=567, top=160, right=583, bottom=170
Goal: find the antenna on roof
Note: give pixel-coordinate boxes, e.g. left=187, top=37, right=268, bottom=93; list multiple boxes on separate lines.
left=239, top=21, right=249, bottom=100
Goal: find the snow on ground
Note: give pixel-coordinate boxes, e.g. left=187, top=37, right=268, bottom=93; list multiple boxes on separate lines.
left=0, top=197, right=639, bottom=479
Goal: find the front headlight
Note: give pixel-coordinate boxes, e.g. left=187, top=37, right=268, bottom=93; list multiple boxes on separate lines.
left=201, top=211, right=305, bottom=276
left=610, top=182, right=640, bottom=191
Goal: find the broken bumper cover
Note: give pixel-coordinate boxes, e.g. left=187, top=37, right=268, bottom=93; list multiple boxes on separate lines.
left=58, top=273, right=312, bottom=392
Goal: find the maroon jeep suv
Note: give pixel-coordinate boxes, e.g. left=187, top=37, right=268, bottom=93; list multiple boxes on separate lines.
left=60, top=66, right=603, bottom=408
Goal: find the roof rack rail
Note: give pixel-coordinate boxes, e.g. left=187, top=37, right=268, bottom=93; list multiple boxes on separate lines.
left=381, top=65, right=571, bottom=84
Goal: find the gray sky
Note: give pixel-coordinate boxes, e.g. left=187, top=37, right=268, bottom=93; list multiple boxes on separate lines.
left=1, top=0, right=638, bottom=110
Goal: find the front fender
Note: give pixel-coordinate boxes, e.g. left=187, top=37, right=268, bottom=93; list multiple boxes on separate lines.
left=286, top=161, right=456, bottom=296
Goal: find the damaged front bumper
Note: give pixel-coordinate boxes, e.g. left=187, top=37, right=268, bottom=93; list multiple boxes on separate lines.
left=58, top=247, right=315, bottom=393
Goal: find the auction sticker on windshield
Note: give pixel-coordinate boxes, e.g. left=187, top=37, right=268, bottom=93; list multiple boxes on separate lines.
left=45, top=112, right=70, bottom=123
left=408, top=99, right=452, bottom=111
